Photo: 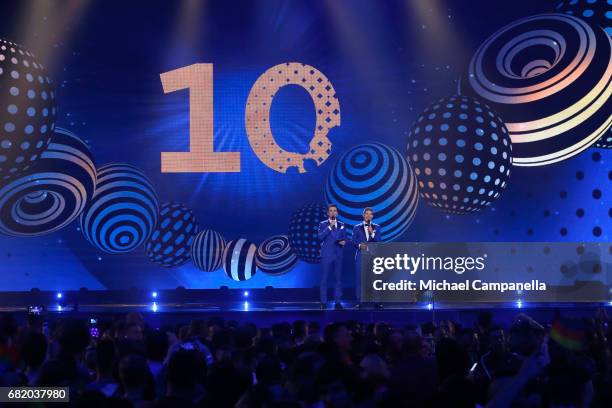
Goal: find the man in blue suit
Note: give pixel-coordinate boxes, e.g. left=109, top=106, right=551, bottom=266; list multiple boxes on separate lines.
left=317, top=203, right=347, bottom=310
left=352, top=207, right=381, bottom=308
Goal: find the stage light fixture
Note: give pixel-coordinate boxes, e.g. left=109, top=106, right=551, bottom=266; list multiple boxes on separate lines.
left=516, top=300, right=523, bottom=309
left=243, top=291, right=249, bottom=298
left=243, top=301, right=249, bottom=311
left=56, top=292, right=63, bottom=299
left=151, top=302, right=158, bottom=312
left=426, top=303, right=433, bottom=310
left=152, top=291, right=158, bottom=299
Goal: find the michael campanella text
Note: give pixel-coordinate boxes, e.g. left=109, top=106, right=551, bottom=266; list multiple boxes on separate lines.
left=372, top=279, right=547, bottom=293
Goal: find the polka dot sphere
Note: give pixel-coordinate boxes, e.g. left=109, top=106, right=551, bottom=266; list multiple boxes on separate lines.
left=0, top=39, right=56, bottom=181
left=555, top=0, right=611, bottom=36
left=256, top=235, right=298, bottom=275
left=407, top=95, right=512, bottom=214
left=80, top=163, right=159, bottom=254
left=0, top=127, right=95, bottom=236
left=461, top=14, right=612, bottom=165
left=325, top=143, right=419, bottom=241
left=555, top=0, right=612, bottom=148
left=145, top=203, right=199, bottom=268
left=223, top=238, right=257, bottom=281
left=191, top=229, right=226, bottom=272
left=288, top=203, right=327, bottom=263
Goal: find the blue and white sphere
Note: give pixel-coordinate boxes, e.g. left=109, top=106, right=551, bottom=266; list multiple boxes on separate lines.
left=256, top=235, right=297, bottom=275
left=0, top=39, right=56, bottom=181
left=594, top=129, right=612, bottom=149
left=145, top=203, right=199, bottom=268
left=191, top=229, right=226, bottom=272
left=288, top=203, right=327, bottom=263
left=325, top=143, right=419, bottom=241
left=0, top=127, right=95, bottom=236
left=407, top=95, right=512, bottom=214
left=80, top=163, right=159, bottom=254
left=461, top=13, right=612, bottom=163
left=556, top=0, right=611, bottom=36
left=223, top=238, right=257, bottom=281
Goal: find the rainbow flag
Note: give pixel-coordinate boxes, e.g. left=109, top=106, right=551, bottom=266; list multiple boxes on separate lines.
left=550, top=317, right=585, bottom=351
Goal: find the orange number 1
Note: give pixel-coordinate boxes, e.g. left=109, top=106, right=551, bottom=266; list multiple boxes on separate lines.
left=160, top=63, right=240, bottom=173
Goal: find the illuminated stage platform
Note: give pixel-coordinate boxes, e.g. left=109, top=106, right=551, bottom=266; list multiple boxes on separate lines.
left=1, top=288, right=608, bottom=328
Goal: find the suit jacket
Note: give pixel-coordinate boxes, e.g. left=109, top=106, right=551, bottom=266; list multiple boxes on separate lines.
left=318, top=219, right=347, bottom=261
left=352, top=222, right=381, bottom=259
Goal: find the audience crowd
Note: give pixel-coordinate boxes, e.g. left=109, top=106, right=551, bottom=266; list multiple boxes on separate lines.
left=0, top=308, right=611, bottom=407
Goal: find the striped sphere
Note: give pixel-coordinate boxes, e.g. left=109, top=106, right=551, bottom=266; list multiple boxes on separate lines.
left=80, top=163, right=159, bottom=254
left=191, top=229, right=226, bottom=272
left=288, top=203, right=327, bottom=263
left=0, top=127, right=95, bottom=236
left=256, top=235, right=297, bottom=275
left=554, top=0, right=612, bottom=149
left=223, top=238, right=257, bottom=281
left=145, top=203, right=199, bottom=268
left=0, top=38, right=57, bottom=181
left=461, top=13, right=612, bottom=165
left=325, top=143, right=419, bottom=241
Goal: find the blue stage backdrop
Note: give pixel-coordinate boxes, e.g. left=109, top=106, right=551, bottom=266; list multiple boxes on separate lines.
left=0, top=0, right=609, bottom=291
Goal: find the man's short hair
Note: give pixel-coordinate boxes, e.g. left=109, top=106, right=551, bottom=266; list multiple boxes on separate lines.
left=327, top=203, right=338, bottom=210
left=363, top=207, right=373, bottom=215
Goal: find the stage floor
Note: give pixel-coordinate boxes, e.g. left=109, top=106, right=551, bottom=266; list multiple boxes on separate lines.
left=2, top=300, right=607, bottom=329
left=2, top=300, right=601, bottom=313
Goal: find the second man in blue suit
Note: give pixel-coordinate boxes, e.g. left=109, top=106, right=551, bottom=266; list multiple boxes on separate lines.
left=352, top=207, right=381, bottom=308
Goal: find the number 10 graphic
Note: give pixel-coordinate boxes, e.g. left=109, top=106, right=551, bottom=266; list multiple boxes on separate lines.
left=160, top=62, right=341, bottom=174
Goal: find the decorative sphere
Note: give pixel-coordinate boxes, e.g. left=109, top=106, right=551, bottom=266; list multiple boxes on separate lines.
left=191, top=229, right=226, bottom=272
left=554, top=0, right=612, bottom=149
left=0, top=39, right=57, bottom=181
left=288, top=203, right=327, bottom=263
left=256, top=235, right=297, bottom=275
left=80, top=163, right=159, bottom=254
left=223, top=238, right=257, bottom=281
left=145, top=203, right=199, bottom=268
left=461, top=13, right=611, bottom=164
left=407, top=95, right=512, bottom=214
left=593, top=128, right=612, bottom=149
left=325, top=143, right=419, bottom=241
left=555, top=0, right=611, bottom=36
left=0, top=127, right=95, bottom=236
